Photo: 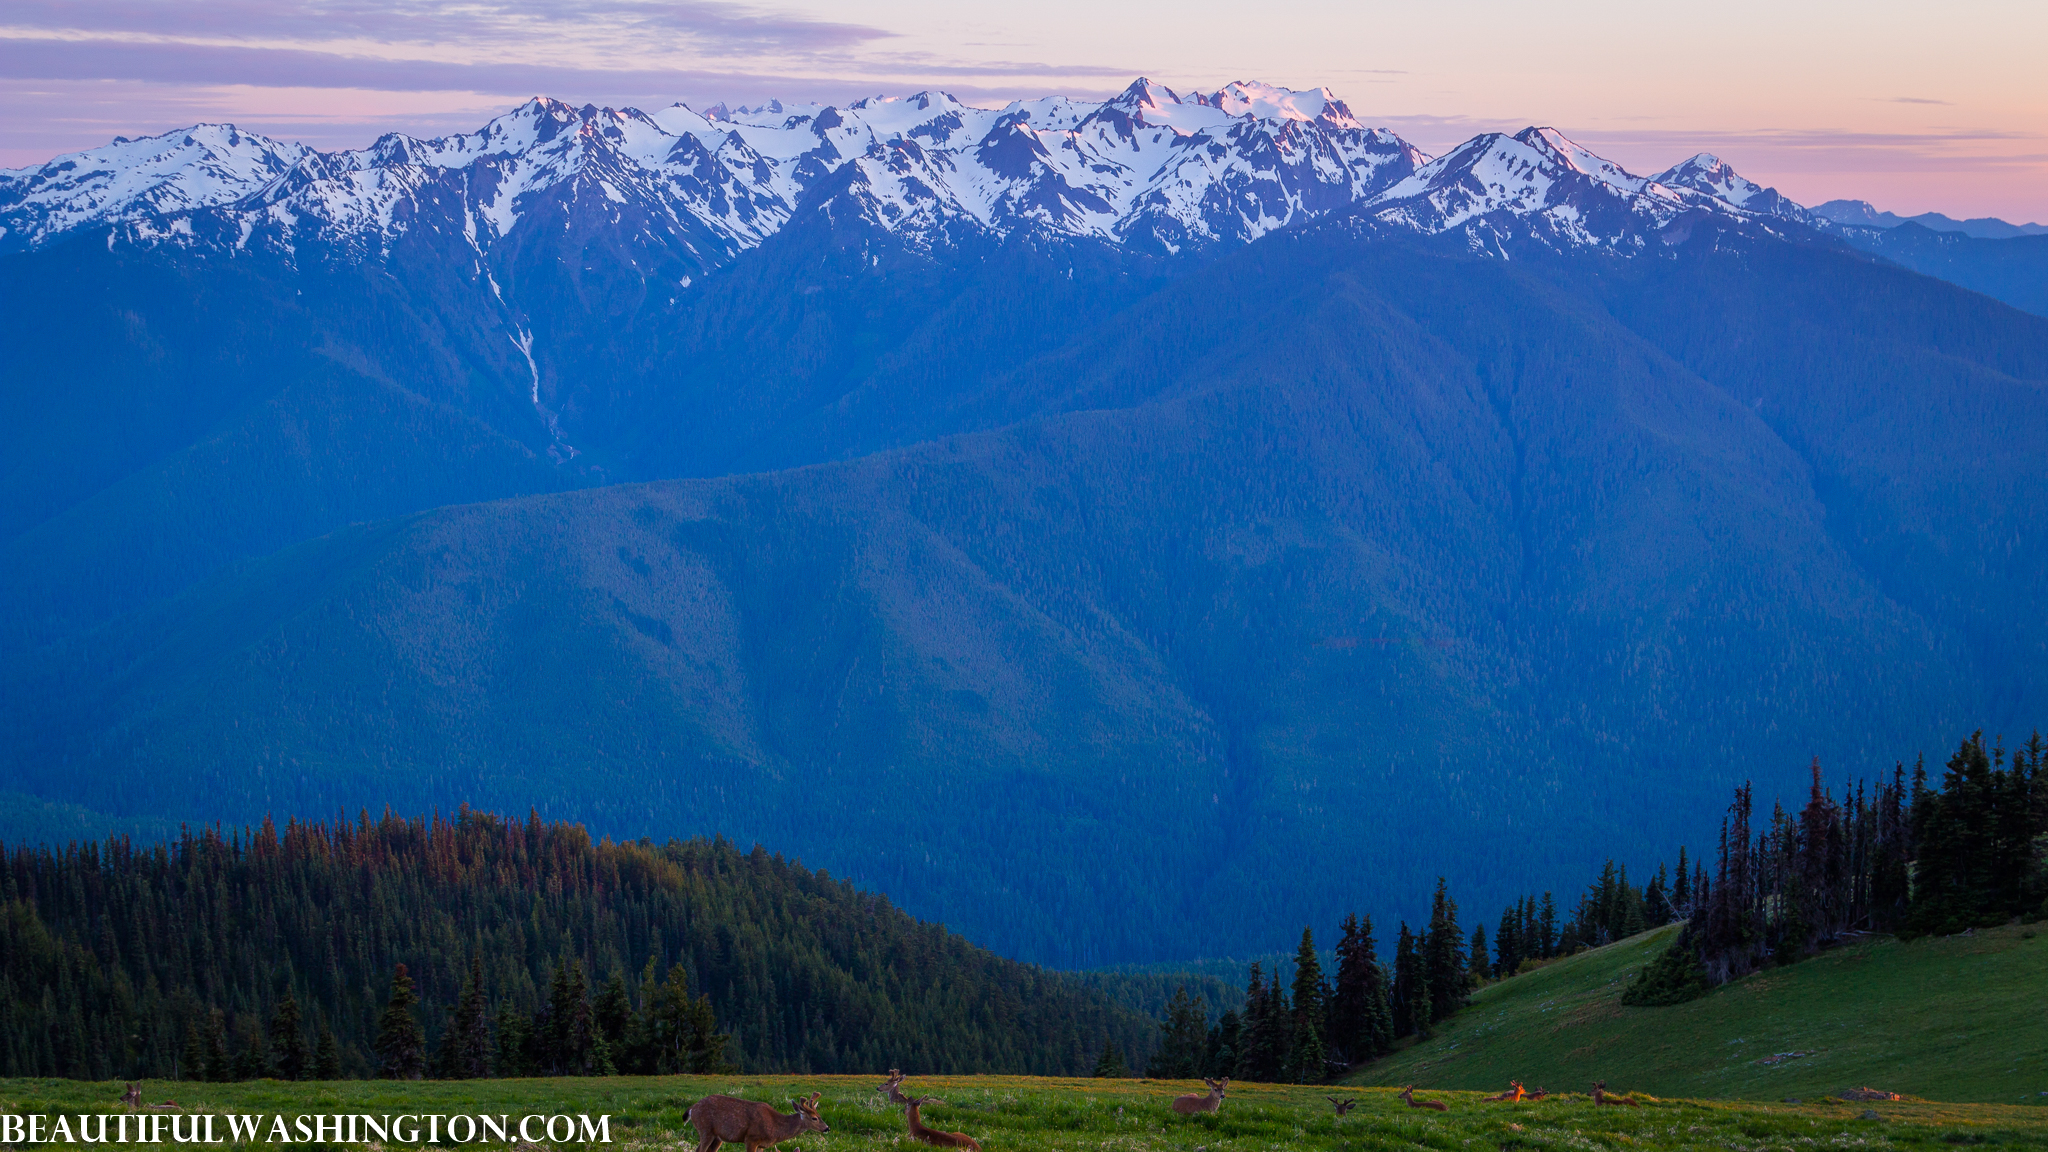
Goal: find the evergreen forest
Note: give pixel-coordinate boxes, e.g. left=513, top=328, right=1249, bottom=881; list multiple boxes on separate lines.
left=0, top=810, right=1155, bottom=1080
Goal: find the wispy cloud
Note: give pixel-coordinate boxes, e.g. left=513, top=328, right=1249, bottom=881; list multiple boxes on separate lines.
left=1880, top=96, right=1953, bottom=106
left=1, top=0, right=894, bottom=56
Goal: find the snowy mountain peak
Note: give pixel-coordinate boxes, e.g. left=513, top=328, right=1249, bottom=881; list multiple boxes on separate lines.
left=1361, top=127, right=1795, bottom=250
left=1203, top=81, right=1361, bottom=128
left=0, top=123, right=311, bottom=252
left=1, top=85, right=1858, bottom=266
left=1653, top=153, right=1810, bottom=220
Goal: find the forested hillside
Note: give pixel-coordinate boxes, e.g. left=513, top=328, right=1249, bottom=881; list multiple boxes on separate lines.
left=0, top=811, right=1155, bottom=1080
left=9, top=223, right=2043, bottom=965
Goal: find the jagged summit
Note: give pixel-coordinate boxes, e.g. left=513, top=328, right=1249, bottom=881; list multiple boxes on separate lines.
left=0, top=85, right=1842, bottom=262
left=1653, top=152, right=1809, bottom=220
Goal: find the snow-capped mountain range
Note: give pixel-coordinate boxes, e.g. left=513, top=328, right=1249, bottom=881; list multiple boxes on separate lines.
left=1, top=79, right=1840, bottom=269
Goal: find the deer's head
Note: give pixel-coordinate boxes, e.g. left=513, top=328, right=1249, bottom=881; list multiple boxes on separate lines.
left=794, top=1093, right=828, bottom=1133
left=1205, top=1078, right=1228, bottom=1096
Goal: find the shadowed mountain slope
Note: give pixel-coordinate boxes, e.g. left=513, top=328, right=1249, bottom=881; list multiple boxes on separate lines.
left=9, top=227, right=2042, bottom=964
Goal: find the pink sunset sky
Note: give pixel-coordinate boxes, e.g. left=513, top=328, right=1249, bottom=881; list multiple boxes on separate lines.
left=2, top=0, right=2042, bottom=222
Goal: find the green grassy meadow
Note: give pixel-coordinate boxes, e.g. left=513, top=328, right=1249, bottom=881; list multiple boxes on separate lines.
left=1351, top=922, right=2048, bottom=1105
left=2, top=1072, right=2046, bottom=1151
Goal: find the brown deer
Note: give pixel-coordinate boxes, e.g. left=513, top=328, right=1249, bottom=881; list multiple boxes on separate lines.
left=1591, top=1082, right=1639, bottom=1108
left=121, top=1084, right=142, bottom=1112
left=1326, top=1097, right=1357, bottom=1117
left=1170, top=1078, right=1228, bottom=1115
left=904, top=1096, right=981, bottom=1152
left=687, top=1092, right=830, bottom=1152
left=877, top=1071, right=912, bottom=1106
left=1483, top=1082, right=1526, bottom=1103
left=1526, top=1087, right=1550, bottom=1101
left=1398, top=1085, right=1448, bottom=1113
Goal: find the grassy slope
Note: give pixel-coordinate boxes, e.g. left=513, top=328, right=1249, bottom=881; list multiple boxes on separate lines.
left=2, top=1073, right=2043, bottom=1151
left=1351, top=922, right=2048, bottom=1105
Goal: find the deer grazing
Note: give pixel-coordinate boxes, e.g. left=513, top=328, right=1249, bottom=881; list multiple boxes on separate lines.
left=1326, top=1097, right=1357, bottom=1117
left=1483, top=1082, right=1526, bottom=1103
left=1398, top=1085, right=1448, bottom=1113
left=1591, top=1082, right=1639, bottom=1108
left=1170, top=1077, right=1228, bottom=1115
left=877, top=1071, right=912, bottom=1105
left=903, top=1096, right=981, bottom=1152
left=687, top=1092, right=830, bottom=1152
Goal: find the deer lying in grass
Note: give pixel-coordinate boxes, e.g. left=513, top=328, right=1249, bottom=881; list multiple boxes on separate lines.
left=877, top=1071, right=911, bottom=1105
left=1326, top=1097, right=1357, bottom=1117
left=1591, top=1083, right=1639, bottom=1108
left=687, top=1092, right=830, bottom=1152
left=121, top=1085, right=142, bottom=1112
left=904, top=1097, right=981, bottom=1152
left=1526, top=1087, right=1550, bottom=1101
left=1170, top=1078, right=1228, bottom=1115
left=1483, top=1082, right=1526, bottom=1103
left=1398, top=1086, right=1448, bottom=1112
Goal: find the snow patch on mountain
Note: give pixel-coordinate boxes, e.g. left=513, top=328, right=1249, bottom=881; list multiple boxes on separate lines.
left=0, top=125, right=310, bottom=252
left=2, top=88, right=1865, bottom=265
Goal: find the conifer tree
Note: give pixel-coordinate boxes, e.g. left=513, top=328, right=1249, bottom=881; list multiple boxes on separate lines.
left=1537, top=892, right=1557, bottom=957
left=231, top=1019, right=268, bottom=1081
left=1672, top=848, right=1692, bottom=914
left=1423, top=878, right=1469, bottom=1022
left=1152, top=985, right=1208, bottom=1079
left=313, top=1026, right=342, bottom=1080
left=1092, top=1037, right=1125, bottom=1078
left=268, top=992, right=310, bottom=1081
left=593, top=971, right=634, bottom=1061
left=1328, top=913, right=1392, bottom=1064
left=493, top=1003, right=532, bottom=1078
left=1466, top=924, right=1490, bottom=986
left=435, top=957, right=492, bottom=1080
left=181, top=1019, right=207, bottom=1082
left=1286, top=928, right=1326, bottom=1083
left=1234, top=963, right=1289, bottom=1082
left=1204, top=1010, right=1240, bottom=1077
left=1390, top=924, right=1428, bottom=1039
left=1494, top=904, right=1521, bottom=978
left=1644, top=865, right=1673, bottom=926
left=372, top=963, right=426, bottom=1080
left=203, top=1008, right=230, bottom=1083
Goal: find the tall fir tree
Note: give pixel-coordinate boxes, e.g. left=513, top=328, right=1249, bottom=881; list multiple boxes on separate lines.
left=1151, top=986, right=1208, bottom=1080
left=1286, top=928, right=1327, bottom=1083
left=435, top=957, right=493, bottom=1080
left=1234, top=963, right=1290, bottom=1082
left=1390, top=923, right=1429, bottom=1039
left=268, top=993, right=309, bottom=1081
left=1327, top=913, right=1392, bottom=1064
left=1423, top=878, right=1470, bottom=1023
left=1467, top=924, right=1490, bottom=986
left=372, top=964, right=426, bottom=1080
left=1092, top=1037, right=1126, bottom=1078
left=313, top=1025, right=342, bottom=1080
left=1204, top=1009, right=1241, bottom=1078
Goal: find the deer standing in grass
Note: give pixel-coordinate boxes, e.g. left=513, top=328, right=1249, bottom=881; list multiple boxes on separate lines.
left=1326, top=1097, right=1357, bottom=1117
left=1399, top=1086, right=1448, bottom=1112
left=1483, top=1083, right=1526, bottom=1103
left=1591, top=1082, right=1639, bottom=1107
left=878, top=1071, right=911, bottom=1105
left=687, top=1092, right=830, bottom=1152
left=904, top=1096, right=981, bottom=1152
left=1170, top=1078, right=1228, bottom=1115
